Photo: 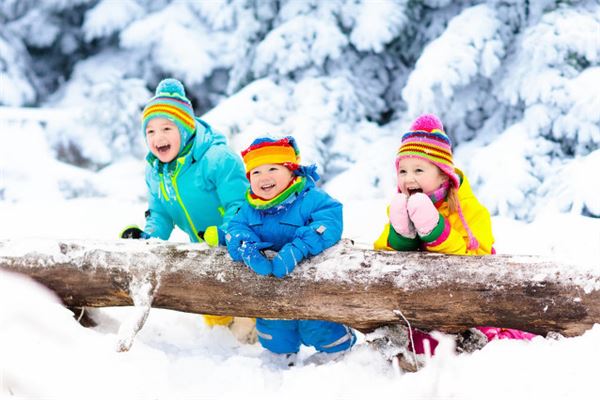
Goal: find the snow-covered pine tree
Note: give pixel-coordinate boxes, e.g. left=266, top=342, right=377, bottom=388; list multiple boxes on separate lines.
left=204, top=0, right=414, bottom=183
left=0, top=0, right=597, bottom=219
left=0, top=28, right=36, bottom=106
left=466, top=1, right=600, bottom=219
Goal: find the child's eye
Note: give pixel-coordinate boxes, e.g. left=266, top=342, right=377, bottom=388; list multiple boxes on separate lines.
left=398, top=169, right=406, bottom=174
left=146, top=130, right=154, bottom=135
left=251, top=170, right=260, bottom=175
left=269, top=167, right=279, bottom=172
left=415, top=168, right=423, bottom=173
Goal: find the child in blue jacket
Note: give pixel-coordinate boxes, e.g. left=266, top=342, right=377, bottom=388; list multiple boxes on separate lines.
left=226, top=136, right=356, bottom=361
left=122, top=78, right=254, bottom=338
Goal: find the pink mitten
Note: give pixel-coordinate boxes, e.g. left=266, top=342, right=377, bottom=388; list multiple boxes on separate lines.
left=406, top=193, right=440, bottom=236
left=389, top=193, right=416, bottom=238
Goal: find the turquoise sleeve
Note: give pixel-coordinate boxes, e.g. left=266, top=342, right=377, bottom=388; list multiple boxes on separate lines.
left=206, top=146, right=249, bottom=230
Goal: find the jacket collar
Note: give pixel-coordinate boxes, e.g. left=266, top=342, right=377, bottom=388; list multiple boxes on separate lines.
left=246, top=183, right=312, bottom=227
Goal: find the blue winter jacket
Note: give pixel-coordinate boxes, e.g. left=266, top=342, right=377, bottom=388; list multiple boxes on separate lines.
left=144, top=118, right=248, bottom=242
left=227, top=167, right=343, bottom=261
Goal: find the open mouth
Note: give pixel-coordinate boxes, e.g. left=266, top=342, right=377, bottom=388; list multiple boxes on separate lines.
left=156, top=144, right=171, bottom=154
left=407, top=188, right=423, bottom=196
left=260, top=183, right=276, bottom=191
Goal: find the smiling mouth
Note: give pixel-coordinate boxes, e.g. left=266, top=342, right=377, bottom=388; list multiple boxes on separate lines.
left=156, top=144, right=171, bottom=153
left=260, top=183, right=276, bottom=191
left=407, top=188, right=423, bottom=195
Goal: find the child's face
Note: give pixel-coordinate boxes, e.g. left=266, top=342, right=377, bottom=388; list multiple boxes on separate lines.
left=145, top=118, right=181, bottom=163
left=397, top=157, right=448, bottom=195
left=249, top=163, right=294, bottom=200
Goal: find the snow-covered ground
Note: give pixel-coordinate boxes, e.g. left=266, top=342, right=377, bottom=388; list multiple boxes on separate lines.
left=1, top=185, right=599, bottom=399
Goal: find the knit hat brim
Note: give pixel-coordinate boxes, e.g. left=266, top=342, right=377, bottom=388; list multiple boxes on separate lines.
left=241, top=136, right=301, bottom=173
left=395, top=154, right=460, bottom=189
left=395, top=126, right=459, bottom=189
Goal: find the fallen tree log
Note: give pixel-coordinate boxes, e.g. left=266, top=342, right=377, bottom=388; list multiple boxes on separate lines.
left=1, top=238, right=599, bottom=336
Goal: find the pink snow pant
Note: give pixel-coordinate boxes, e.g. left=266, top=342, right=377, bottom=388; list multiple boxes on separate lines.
left=409, top=327, right=537, bottom=355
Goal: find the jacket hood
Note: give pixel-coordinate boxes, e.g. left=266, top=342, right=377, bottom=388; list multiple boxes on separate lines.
left=192, top=118, right=226, bottom=160
left=294, top=164, right=320, bottom=185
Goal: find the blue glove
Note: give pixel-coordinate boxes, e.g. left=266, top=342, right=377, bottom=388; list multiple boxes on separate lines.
left=272, top=244, right=304, bottom=278
left=226, top=231, right=256, bottom=261
left=120, top=225, right=150, bottom=239
left=241, top=241, right=273, bottom=276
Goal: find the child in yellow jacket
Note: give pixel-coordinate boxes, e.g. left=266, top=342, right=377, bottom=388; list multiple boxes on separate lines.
left=374, top=114, right=494, bottom=255
left=374, top=114, right=534, bottom=356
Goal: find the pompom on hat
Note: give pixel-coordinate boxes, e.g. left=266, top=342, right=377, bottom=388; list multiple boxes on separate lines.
left=142, top=78, right=197, bottom=152
left=241, top=136, right=301, bottom=174
left=395, top=114, right=460, bottom=189
left=409, top=113, right=444, bottom=132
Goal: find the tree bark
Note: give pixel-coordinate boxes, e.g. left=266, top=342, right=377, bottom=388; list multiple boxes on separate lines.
left=1, top=238, right=599, bottom=336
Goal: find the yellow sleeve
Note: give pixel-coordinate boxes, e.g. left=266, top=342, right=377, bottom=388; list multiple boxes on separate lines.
left=374, top=205, right=393, bottom=250
left=463, top=200, right=494, bottom=255
left=374, top=223, right=393, bottom=251
left=425, top=198, right=494, bottom=255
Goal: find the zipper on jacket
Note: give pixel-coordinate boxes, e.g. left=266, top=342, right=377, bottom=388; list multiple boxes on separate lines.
left=170, top=158, right=203, bottom=243
left=159, top=173, right=170, bottom=201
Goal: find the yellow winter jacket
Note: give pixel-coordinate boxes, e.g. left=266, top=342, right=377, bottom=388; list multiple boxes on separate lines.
left=374, top=169, right=494, bottom=255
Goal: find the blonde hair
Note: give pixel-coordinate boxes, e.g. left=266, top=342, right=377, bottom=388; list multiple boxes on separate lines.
left=447, top=186, right=459, bottom=214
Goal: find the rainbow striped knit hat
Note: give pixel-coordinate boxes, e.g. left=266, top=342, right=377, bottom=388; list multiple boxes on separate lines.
left=142, top=78, right=196, bottom=152
left=241, top=136, right=301, bottom=174
left=395, top=114, right=460, bottom=188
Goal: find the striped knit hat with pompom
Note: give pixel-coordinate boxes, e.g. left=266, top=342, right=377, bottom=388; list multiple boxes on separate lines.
left=395, top=114, right=460, bottom=189
left=142, top=78, right=196, bottom=152
left=241, top=136, right=301, bottom=174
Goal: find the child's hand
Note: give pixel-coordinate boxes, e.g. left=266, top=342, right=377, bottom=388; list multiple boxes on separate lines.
left=241, top=241, right=273, bottom=276
left=389, top=193, right=416, bottom=238
left=120, top=225, right=150, bottom=239
left=226, top=231, right=256, bottom=261
left=272, top=244, right=304, bottom=278
left=200, top=226, right=226, bottom=247
left=407, top=193, right=441, bottom=236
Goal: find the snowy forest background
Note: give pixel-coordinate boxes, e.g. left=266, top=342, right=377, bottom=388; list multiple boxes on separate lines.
left=1, top=0, right=598, bottom=220
left=1, top=0, right=600, bottom=399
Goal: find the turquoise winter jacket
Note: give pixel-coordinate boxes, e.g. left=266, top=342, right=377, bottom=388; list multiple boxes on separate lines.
left=144, top=118, right=248, bottom=242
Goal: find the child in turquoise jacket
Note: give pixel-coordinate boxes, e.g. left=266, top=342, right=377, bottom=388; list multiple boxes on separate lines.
left=122, top=78, right=254, bottom=337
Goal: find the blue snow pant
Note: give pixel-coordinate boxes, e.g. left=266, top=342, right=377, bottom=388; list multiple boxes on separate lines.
left=256, top=318, right=356, bottom=354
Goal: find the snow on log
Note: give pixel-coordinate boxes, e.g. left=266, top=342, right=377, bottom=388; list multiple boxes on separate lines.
left=1, top=238, right=599, bottom=336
